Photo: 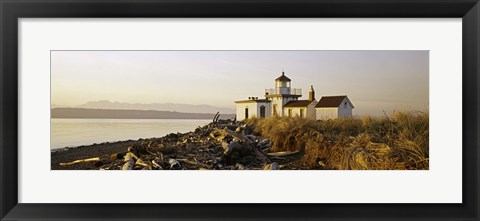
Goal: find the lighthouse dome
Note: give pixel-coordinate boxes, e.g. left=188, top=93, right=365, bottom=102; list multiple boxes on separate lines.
left=275, top=72, right=291, bottom=82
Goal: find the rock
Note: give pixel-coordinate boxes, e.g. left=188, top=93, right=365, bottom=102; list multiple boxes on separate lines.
left=122, top=153, right=135, bottom=170
left=214, top=163, right=223, bottom=169
left=318, top=161, right=326, bottom=167
left=263, top=162, right=279, bottom=170
left=169, top=159, right=182, bottom=170
left=128, top=144, right=148, bottom=156
left=109, top=152, right=124, bottom=162
left=316, top=157, right=327, bottom=168
left=235, top=163, right=245, bottom=170
left=166, top=133, right=179, bottom=139
left=245, top=135, right=258, bottom=142
left=243, top=124, right=254, bottom=135
left=94, top=161, right=104, bottom=167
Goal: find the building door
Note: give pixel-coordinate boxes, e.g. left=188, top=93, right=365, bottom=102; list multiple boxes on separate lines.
left=245, top=108, right=249, bottom=119
left=300, top=109, right=304, bottom=117
left=260, top=105, right=266, bottom=118
left=288, top=109, right=292, bottom=117
left=273, top=104, right=277, bottom=116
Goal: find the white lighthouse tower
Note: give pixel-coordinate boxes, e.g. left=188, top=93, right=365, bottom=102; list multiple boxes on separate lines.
left=265, top=71, right=302, bottom=116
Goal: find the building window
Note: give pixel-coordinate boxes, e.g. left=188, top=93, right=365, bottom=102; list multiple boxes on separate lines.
left=344, top=102, right=347, bottom=107
left=288, top=109, right=292, bottom=117
left=300, top=109, right=304, bottom=117
left=245, top=107, right=249, bottom=119
left=260, top=105, right=266, bottom=118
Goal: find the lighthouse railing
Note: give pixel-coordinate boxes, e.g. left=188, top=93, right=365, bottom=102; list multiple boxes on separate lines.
left=265, top=88, right=302, bottom=96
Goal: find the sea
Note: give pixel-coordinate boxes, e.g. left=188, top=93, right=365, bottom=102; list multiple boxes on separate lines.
left=51, top=118, right=212, bottom=150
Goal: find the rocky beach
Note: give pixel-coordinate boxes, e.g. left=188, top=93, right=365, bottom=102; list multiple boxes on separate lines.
left=51, top=113, right=312, bottom=170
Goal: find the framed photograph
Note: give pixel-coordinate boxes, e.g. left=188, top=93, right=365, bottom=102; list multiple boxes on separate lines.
left=1, top=0, right=479, bottom=220
left=49, top=50, right=429, bottom=171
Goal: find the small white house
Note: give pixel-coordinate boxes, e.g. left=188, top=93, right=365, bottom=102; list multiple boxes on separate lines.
left=315, top=95, right=354, bottom=120
left=234, top=97, right=271, bottom=121
left=282, top=86, right=317, bottom=119
left=283, top=100, right=317, bottom=119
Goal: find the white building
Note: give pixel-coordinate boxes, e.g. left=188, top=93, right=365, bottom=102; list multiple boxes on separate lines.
left=282, top=86, right=317, bottom=119
left=315, top=96, right=354, bottom=120
left=234, top=72, right=353, bottom=121
left=234, top=97, right=271, bottom=121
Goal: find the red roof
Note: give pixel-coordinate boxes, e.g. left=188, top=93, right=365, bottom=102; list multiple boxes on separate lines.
left=275, top=72, right=291, bottom=81
left=283, top=100, right=314, bottom=107
left=315, top=96, right=349, bottom=108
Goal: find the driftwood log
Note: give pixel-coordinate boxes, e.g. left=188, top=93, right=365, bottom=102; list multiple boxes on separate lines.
left=217, top=124, right=239, bottom=131
left=267, top=142, right=306, bottom=160
left=213, top=112, right=221, bottom=123
left=177, top=158, right=210, bottom=169
left=210, top=128, right=271, bottom=165
left=151, top=160, right=164, bottom=170
left=266, top=151, right=300, bottom=157
left=210, top=128, right=252, bottom=144
left=209, top=112, right=221, bottom=129
left=59, top=157, right=101, bottom=167
left=135, top=158, right=151, bottom=169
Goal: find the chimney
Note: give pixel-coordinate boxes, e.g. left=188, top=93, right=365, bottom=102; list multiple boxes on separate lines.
left=309, top=85, right=315, bottom=101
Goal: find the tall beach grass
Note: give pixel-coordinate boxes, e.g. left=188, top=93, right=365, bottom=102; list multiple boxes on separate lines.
left=245, top=111, right=429, bottom=170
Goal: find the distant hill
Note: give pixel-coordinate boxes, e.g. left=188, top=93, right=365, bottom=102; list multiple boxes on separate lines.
left=76, top=100, right=235, bottom=114
left=51, top=104, right=69, bottom=108
left=51, top=108, right=235, bottom=120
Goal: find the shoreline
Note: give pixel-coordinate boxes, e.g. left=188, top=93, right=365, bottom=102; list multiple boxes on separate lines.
left=51, top=118, right=307, bottom=170
left=51, top=139, right=145, bottom=170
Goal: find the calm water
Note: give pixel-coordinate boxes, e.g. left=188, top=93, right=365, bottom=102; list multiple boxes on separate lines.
left=51, top=118, right=211, bottom=149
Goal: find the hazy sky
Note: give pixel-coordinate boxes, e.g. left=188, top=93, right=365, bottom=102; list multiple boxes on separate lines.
left=51, top=50, right=428, bottom=116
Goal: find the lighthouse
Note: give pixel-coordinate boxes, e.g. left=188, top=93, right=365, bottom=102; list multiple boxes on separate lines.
left=234, top=70, right=353, bottom=120
left=264, top=71, right=302, bottom=116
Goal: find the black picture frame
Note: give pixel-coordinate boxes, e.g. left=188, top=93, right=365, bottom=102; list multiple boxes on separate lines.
left=1, top=0, right=479, bottom=220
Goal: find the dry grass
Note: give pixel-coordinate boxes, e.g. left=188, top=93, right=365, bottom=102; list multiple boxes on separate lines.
left=245, top=111, right=429, bottom=170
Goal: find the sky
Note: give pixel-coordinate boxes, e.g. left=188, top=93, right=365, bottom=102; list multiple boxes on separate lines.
left=51, top=50, right=428, bottom=116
